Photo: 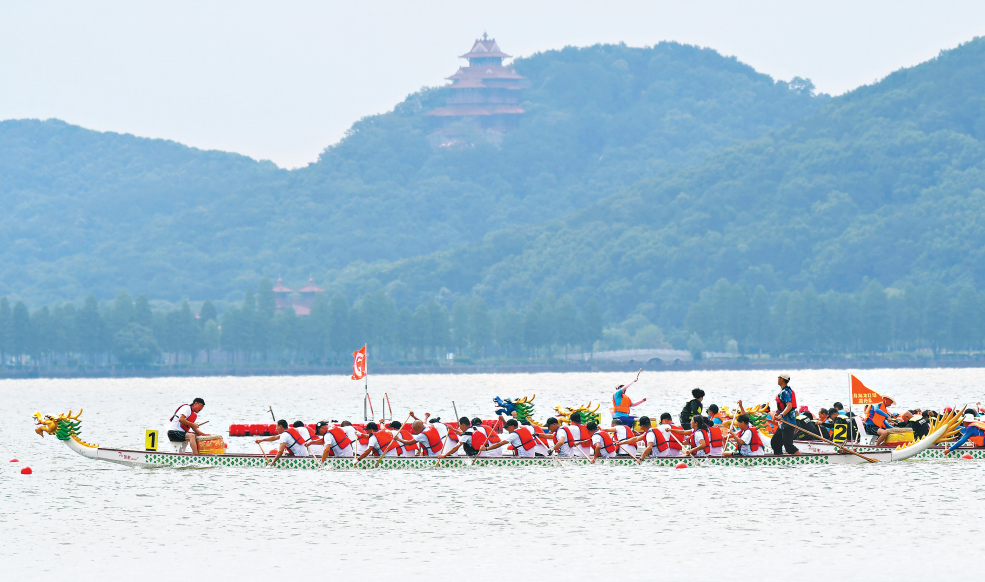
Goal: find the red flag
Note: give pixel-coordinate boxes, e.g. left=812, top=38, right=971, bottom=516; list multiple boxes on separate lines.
left=351, top=346, right=367, bottom=380
left=850, top=374, right=881, bottom=406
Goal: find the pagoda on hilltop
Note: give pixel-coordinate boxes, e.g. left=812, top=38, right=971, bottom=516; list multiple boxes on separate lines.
left=272, top=276, right=325, bottom=316
left=426, top=33, right=526, bottom=132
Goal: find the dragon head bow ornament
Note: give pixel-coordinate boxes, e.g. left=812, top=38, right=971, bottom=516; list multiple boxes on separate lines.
left=33, top=409, right=97, bottom=447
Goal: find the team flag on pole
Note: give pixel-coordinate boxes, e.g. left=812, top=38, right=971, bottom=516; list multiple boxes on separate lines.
left=351, top=346, right=367, bottom=380
left=850, top=374, right=882, bottom=405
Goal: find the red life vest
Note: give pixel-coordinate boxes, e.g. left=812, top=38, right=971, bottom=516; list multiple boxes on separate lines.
left=420, top=426, right=444, bottom=455
left=511, top=427, right=538, bottom=452
left=471, top=426, right=489, bottom=449
left=776, top=387, right=797, bottom=417
left=708, top=425, right=724, bottom=450
left=689, top=429, right=711, bottom=454
left=644, top=428, right=668, bottom=455
left=397, top=429, right=418, bottom=455
left=595, top=430, right=616, bottom=454
left=284, top=428, right=308, bottom=452
left=326, top=427, right=352, bottom=453
left=372, top=430, right=396, bottom=456
left=170, top=404, right=197, bottom=432
left=658, top=427, right=684, bottom=451
left=744, top=427, right=764, bottom=452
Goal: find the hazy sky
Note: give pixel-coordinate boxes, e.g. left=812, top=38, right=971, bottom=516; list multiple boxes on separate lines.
left=2, top=1, right=984, bottom=168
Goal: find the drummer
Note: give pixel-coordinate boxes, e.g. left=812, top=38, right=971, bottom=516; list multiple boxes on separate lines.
left=167, top=398, right=208, bottom=455
left=864, top=395, right=898, bottom=445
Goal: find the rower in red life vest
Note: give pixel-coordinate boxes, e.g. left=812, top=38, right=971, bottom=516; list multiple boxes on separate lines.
left=356, top=422, right=397, bottom=461
left=532, top=417, right=560, bottom=454
left=469, top=417, right=504, bottom=457
left=255, top=419, right=310, bottom=463
left=477, top=419, right=538, bottom=458
left=392, top=416, right=449, bottom=457
left=314, top=421, right=356, bottom=464
left=683, top=415, right=713, bottom=457
left=552, top=411, right=592, bottom=458
left=606, top=418, right=637, bottom=456
left=612, top=368, right=647, bottom=427
left=440, top=417, right=481, bottom=458
left=167, top=397, right=208, bottom=454
left=706, top=418, right=725, bottom=456
left=659, top=412, right=690, bottom=452
left=587, top=421, right=617, bottom=463
left=616, top=416, right=680, bottom=462
left=724, top=414, right=765, bottom=457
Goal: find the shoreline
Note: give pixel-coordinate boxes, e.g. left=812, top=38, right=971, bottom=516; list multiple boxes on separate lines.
left=2, top=356, right=984, bottom=379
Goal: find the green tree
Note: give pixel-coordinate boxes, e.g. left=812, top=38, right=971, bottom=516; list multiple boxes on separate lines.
left=451, top=298, right=469, bottom=356
left=396, top=306, right=413, bottom=359
left=523, top=300, right=545, bottom=356
left=199, top=300, right=218, bottom=323
left=923, top=283, right=950, bottom=354
left=554, top=296, right=580, bottom=359
left=411, top=304, right=432, bottom=361
left=582, top=299, right=603, bottom=356
left=202, top=319, right=220, bottom=363
left=11, top=301, right=31, bottom=364
left=748, top=285, right=771, bottom=354
left=859, top=281, right=890, bottom=352
left=113, top=323, right=160, bottom=366
left=468, top=296, right=493, bottom=358
left=950, top=285, right=981, bottom=351
left=0, top=297, right=11, bottom=365
left=428, top=299, right=450, bottom=358
left=29, top=306, right=53, bottom=366
left=134, top=294, right=153, bottom=328
left=328, top=293, right=351, bottom=359
left=105, top=291, right=135, bottom=336
left=496, top=305, right=523, bottom=358
left=76, top=295, right=106, bottom=365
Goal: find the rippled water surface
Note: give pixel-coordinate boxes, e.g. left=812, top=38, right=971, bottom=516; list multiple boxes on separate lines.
left=3, top=368, right=984, bottom=579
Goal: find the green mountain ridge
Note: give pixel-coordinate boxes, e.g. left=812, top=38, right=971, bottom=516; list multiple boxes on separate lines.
left=0, top=42, right=824, bottom=304
left=329, top=37, right=985, bottom=329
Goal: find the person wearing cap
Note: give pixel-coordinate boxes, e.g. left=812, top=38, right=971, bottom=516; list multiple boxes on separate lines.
left=864, top=395, right=898, bottom=445
left=532, top=417, right=560, bottom=454
left=945, top=413, right=985, bottom=455
left=771, top=373, right=799, bottom=455
left=316, top=422, right=356, bottom=463
left=612, top=368, right=646, bottom=427
left=356, top=422, right=396, bottom=461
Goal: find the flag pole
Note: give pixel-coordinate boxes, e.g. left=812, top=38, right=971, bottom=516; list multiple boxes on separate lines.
left=364, top=344, right=369, bottom=421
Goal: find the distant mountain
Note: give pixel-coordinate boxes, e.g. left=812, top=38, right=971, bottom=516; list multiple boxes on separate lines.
left=332, top=37, right=985, bottom=328
left=0, top=42, right=825, bottom=304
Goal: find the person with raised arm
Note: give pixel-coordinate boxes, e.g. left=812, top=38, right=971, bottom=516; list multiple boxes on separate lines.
left=167, top=397, right=208, bottom=455
left=612, top=368, right=646, bottom=427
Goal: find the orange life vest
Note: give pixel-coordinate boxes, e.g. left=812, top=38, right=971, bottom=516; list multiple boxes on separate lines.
left=971, top=435, right=985, bottom=448
left=325, top=427, right=352, bottom=454
left=511, top=427, right=538, bottom=452
left=865, top=404, right=891, bottom=429
left=170, top=404, right=197, bottom=432
left=613, top=391, right=632, bottom=414
left=689, top=429, right=711, bottom=454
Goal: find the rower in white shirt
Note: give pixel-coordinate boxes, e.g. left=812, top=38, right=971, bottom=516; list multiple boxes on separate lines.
left=255, top=419, right=309, bottom=463
left=476, top=419, right=538, bottom=458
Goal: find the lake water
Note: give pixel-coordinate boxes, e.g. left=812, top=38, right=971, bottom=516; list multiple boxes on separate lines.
left=3, top=368, right=984, bottom=579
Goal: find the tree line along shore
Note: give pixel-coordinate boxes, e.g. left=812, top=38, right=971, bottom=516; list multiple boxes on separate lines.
left=0, top=276, right=983, bottom=372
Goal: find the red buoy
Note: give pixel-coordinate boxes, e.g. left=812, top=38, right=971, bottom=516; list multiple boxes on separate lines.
left=675, top=461, right=688, bottom=469
left=961, top=453, right=973, bottom=460
left=9, top=458, right=18, bottom=462
left=20, top=467, right=32, bottom=475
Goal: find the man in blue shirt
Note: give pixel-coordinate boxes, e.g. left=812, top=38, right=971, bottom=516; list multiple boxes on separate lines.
left=771, top=373, right=799, bottom=455
left=945, top=413, right=985, bottom=455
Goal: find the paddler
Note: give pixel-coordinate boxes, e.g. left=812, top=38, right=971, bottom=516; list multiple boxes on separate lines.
left=864, top=395, right=898, bottom=445
left=683, top=415, right=712, bottom=457
left=475, top=418, right=538, bottom=458
left=168, top=398, right=208, bottom=455
left=552, top=411, right=592, bottom=458
left=725, top=414, right=764, bottom=456
left=608, top=418, right=637, bottom=456
left=532, top=417, right=560, bottom=453
left=945, top=413, right=985, bottom=455
left=356, top=422, right=396, bottom=461
left=612, top=368, right=646, bottom=426
left=316, top=421, right=356, bottom=464
left=392, top=418, right=449, bottom=457
left=255, top=419, right=309, bottom=462
left=586, top=421, right=617, bottom=463
left=440, top=417, right=480, bottom=458
left=616, top=416, right=679, bottom=460
left=771, top=373, right=800, bottom=455
left=680, top=388, right=705, bottom=427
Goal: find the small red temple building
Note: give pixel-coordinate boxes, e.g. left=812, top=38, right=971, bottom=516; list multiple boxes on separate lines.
left=426, top=33, right=526, bottom=131
left=273, top=276, right=324, bottom=316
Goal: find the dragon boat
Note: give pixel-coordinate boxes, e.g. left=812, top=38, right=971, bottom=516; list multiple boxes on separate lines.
left=32, top=408, right=957, bottom=470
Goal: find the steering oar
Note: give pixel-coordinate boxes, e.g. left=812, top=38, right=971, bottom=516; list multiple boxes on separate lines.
left=777, top=418, right=879, bottom=463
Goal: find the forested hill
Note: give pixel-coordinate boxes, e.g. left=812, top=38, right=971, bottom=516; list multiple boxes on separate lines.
left=332, top=37, right=985, bottom=328
left=0, top=42, right=825, bottom=304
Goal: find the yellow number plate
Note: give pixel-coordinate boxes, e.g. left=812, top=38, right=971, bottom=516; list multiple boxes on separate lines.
left=145, top=429, right=159, bottom=451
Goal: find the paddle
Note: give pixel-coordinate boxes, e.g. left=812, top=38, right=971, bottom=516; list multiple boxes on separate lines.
left=777, top=418, right=880, bottom=463
left=720, top=405, right=740, bottom=454
left=257, top=441, right=272, bottom=466
left=374, top=414, right=412, bottom=468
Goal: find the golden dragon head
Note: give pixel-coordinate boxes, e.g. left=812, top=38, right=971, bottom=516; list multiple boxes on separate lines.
left=33, top=409, right=83, bottom=438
